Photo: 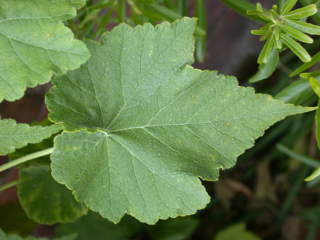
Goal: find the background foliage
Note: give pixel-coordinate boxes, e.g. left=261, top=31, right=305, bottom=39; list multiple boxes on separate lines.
left=1, top=0, right=320, bottom=239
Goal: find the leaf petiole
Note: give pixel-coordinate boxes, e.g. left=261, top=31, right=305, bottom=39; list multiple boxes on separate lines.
left=0, top=148, right=54, bottom=173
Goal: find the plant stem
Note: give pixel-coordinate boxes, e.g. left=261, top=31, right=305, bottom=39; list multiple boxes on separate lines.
left=0, top=180, right=18, bottom=192
left=276, top=166, right=309, bottom=227
left=0, top=148, right=54, bottom=173
left=117, top=0, right=126, bottom=22
left=276, top=144, right=320, bottom=167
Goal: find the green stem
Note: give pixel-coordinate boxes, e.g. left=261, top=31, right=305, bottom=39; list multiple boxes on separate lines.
left=118, top=0, right=126, bottom=22
left=218, top=0, right=267, bottom=23
left=0, top=180, right=18, bottom=192
left=276, top=166, right=309, bottom=226
left=276, top=144, right=320, bottom=167
left=0, top=148, right=54, bottom=173
left=177, top=0, right=187, bottom=16
left=149, top=3, right=206, bottom=36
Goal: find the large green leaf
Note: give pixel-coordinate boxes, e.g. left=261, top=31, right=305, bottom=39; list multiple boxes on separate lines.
left=0, top=0, right=90, bottom=102
left=0, top=119, right=62, bottom=155
left=18, top=165, right=87, bottom=225
left=56, top=212, right=141, bottom=240
left=46, top=18, right=313, bottom=224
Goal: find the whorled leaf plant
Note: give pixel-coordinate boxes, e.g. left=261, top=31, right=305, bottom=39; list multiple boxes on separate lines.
left=248, top=0, right=320, bottom=82
left=249, top=0, right=320, bottom=64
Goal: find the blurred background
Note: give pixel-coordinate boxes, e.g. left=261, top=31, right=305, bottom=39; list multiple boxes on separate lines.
left=1, top=0, right=320, bottom=239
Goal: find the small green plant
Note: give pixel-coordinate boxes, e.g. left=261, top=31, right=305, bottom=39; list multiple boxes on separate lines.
left=249, top=0, right=320, bottom=63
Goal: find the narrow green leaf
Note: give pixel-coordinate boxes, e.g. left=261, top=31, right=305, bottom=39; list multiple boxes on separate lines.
left=301, top=71, right=320, bottom=78
left=117, top=0, right=126, bottom=22
left=219, top=0, right=266, bottom=22
left=146, top=4, right=205, bottom=36
left=251, top=29, right=266, bottom=35
left=247, top=10, right=270, bottom=22
left=256, top=3, right=264, bottom=12
left=0, top=119, right=62, bottom=156
left=195, top=0, right=207, bottom=62
left=149, top=3, right=181, bottom=20
left=279, top=0, right=287, bottom=10
left=290, top=51, right=320, bottom=76
left=277, top=144, right=320, bottom=167
left=283, top=4, right=317, bottom=19
left=280, top=24, right=314, bottom=43
left=274, top=27, right=282, bottom=49
left=280, top=0, right=298, bottom=14
left=251, top=25, right=270, bottom=36
left=0, top=0, right=90, bottom=102
left=250, top=50, right=279, bottom=83
left=316, top=103, right=320, bottom=149
left=308, top=77, right=320, bottom=97
left=258, top=36, right=275, bottom=64
left=300, top=0, right=320, bottom=24
left=177, top=0, right=187, bottom=16
left=275, top=78, right=313, bottom=104
left=285, top=19, right=320, bottom=35
left=47, top=18, right=312, bottom=224
left=281, top=33, right=312, bottom=62
left=18, top=165, right=87, bottom=225
left=305, top=168, right=320, bottom=181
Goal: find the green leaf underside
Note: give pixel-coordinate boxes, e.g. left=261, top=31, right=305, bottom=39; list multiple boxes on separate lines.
left=0, top=0, right=90, bottom=102
left=56, top=212, right=140, bottom=240
left=18, top=165, right=87, bottom=225
left=0, top=119, right=62, bottom=155
left=47, top=18, right=312, bottom=224
left=0, top=228, right=76, bottom=240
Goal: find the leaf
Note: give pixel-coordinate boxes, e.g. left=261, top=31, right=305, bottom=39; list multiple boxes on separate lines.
left=147, top=217, right=198, bottom=240
left=307, top=77, right=320, bottom=97
left=258, top=36, right=275, bottom=64
left=283, top=4, right=318, bottom=19
left=249, top=49, right=279, bottom=82
left=214, top=223, right=260, bottom=240
left=56, top=212, right=141, bottom=240
left=285, top=19, right=320, bottom=35
left=0, top=119, right=62, bottom=156
left=281, top=33, right=311, bottom=62
left=0, top=0, right=90, bottom=102
left=305, top=167, right=320, bottom=181
left=46, top=18, right=313, bottom=224
left=18, top=165, right=87, bottom=225
left=276, top=144, right=320, bottom=167
left=218, top=0, right=265, bottom=23
left=279, top=24, right=313, bottom=43
left=290, top=51, right=320, bottom=76
left=280, top=0, right=298, bottom=14
left=275, top=78, right=313, bottom=104
left=316, top=102, right=320, bottom=149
